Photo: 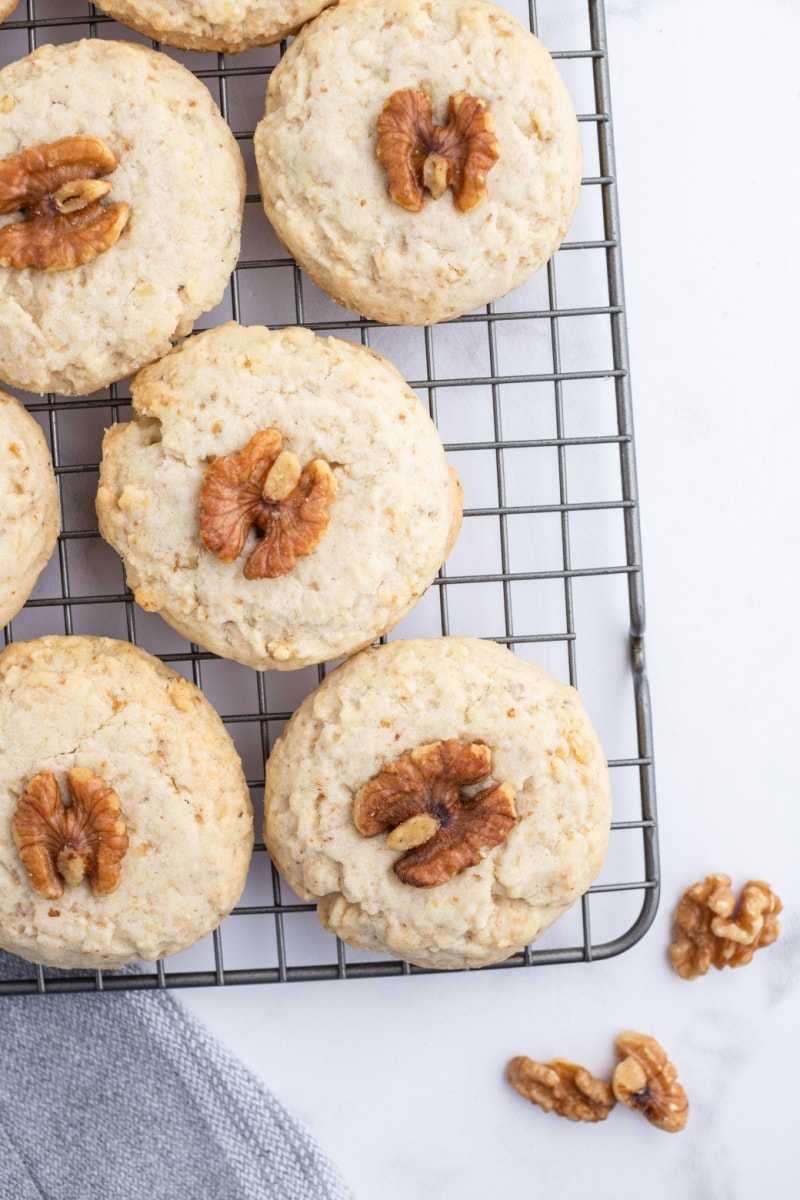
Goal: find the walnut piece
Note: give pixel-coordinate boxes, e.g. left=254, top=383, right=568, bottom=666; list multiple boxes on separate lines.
left=353, top=739, right=516, bottom=887
left=199, top=429, right=336, bottom=580
left=612, top=1031, right=688, bottom=1133
left=669, top=873, right=782, bottom=980
left=12, top=768, right=129, bottom=900
left=376, top=89, right=500, bottom=214
left=0, top=136, right=130, bottom=271
left=507, top=1056, right=616, bottom=1123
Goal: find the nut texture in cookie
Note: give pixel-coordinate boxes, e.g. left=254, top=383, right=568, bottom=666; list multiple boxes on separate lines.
left=0, top=636, right=253, bottom=968
left=263, top=637, right=611, bottom=970
left=255, top=0, right=582, bottom=326
left=89, top=0, right=337, bottom=53
left=0, top=40, right=245, bottom=395
left=97, top=322, right=463, bottom=672
left=0, top=388, right=60, bottom=627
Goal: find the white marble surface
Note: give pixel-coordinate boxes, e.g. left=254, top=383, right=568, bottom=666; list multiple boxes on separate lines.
left=180, top=1, right=800, bottom=1196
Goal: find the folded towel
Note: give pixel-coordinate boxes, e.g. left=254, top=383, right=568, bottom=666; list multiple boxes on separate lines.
left=0, top=950, right=352, bottom=1200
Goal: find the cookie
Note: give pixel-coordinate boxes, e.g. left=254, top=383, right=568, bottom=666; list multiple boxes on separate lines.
left=0, top=389, right=60, bottom=628
left=263, top=637, right=612, bottom=970
left=0, top=1, right=18, bottom=23
left=255, top=0, right=582, bottom=326
left=0, top=39, right=245, bottom=396
left=0, top=636, right=253, bottom=969
left=97, top=321, right=462, bottom=672
left=89, top=0, right=337, bottom=53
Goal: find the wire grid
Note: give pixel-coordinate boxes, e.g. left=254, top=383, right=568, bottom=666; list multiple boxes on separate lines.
left=0, top=0, right=658, bottom=994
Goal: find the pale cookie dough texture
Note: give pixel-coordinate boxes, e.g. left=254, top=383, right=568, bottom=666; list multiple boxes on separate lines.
left=0, top=636, right=253, bottom=969
left=0, top=39, right=245, bottom=396
left=0, top=1, right=19, bottom=24
left=0, top=389, right=60, bottom=628
left=97, top=322, right=462, bottom=671
left=255, top=0, right=583, bottom=326
left=90, top=0, right=337, bottom=53
left=263, top=637, right=612, bottom=970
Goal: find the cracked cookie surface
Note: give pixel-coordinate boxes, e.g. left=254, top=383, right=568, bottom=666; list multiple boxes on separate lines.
left=0, top=388, right=59, bottom=628
left=0, top=636, right=253, bottom=968
left=255, top=0, right=582, bottom=326
left=0, top=39, right=244, bottom=395
left=263, top=636, right=611, bottom=969
left=97, top=322, right=462, bottom=671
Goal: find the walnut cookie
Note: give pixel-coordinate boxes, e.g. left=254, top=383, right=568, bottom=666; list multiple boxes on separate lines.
left=263, top=637, right=611, bottom=970
left=255, top=0, right=582, bottom=326
left=0, top=40, right=245, bottom=395
left=0, top=636, right=253, bottom=969
left=97, top=322, right=462, bottom=672
left=89, top=0, right=337, bottom=53
left=0, top=389, right=60, bottom=628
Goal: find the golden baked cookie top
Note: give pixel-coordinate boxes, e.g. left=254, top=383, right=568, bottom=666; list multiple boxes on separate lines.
left=0, top=39, right=245, bottom=395
left=0, top=388, right=59, bottom=628
left=97, top=322, right=462, bottom=672
left=0, top=635, right=253, bottom=969
left=263, top=636, right=611, bottom=970
left=256, top=0, right=582, bottom=325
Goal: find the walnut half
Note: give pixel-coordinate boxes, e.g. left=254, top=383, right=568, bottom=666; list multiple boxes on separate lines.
left=612, top=1032, right=689, bottom=1133
left=353, top=739, right=516, bottom=887
left=507, top=1056, right=616, bottom=1123
left=669, top=874, right=782, bottom=980
left=0, top=136, right=130, bottom=271
left=11, top=769, right=129, bottom=900
left=199, top=428, right=336, bottom=579
left=377, top=89, right=500, bottom=213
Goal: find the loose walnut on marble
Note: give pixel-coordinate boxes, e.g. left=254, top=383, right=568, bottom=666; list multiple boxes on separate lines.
left=353, top=739, right=516, bottom=887
left=199, top=428, right=336, bottom=580
left=12, top=768, right=129, bottom=899
left=612, top=1031, right=688, bottom=1133
left=376, top=89, right=500, bottom=213
left=0, top=136, right=129, bottom=270
left=669, top=873, right=782, bottom=980
left=507, top=1056, right=616, bottom=1123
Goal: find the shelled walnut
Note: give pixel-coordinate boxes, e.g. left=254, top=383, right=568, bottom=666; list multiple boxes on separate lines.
left=353, top=739, right=516, bottom=887
left=0, top=136, right=129, bottom=270
left=199, top=428, right=336, bottom=579
left=507, top=1056, right=616, bottom=1123
left=669, top=873, right=782, bottom=980
left=12, top=768, right=129, bottom=899
left=376, top=89, right=500, bottom=213
left=612, top=1031, right=688, bottom=1133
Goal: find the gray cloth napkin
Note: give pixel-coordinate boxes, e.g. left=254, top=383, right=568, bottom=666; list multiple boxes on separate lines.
left=0, top=950, right=352, bottom=1200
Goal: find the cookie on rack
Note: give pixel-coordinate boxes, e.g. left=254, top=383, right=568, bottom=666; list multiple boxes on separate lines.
left=0, top=635, right=253, bottom=969
left=89, top=0, right=337, bottom=53
left=0, top=1, right=19, bottom=24
left=255, top=0, right=582, bottom=326
left=0, top=39, right=245, bottom=396
left=263, top=636, right=612, bottom=970
left=96, top=321, right=462, bottom=671
left=0, top=388, right=60, bottom=628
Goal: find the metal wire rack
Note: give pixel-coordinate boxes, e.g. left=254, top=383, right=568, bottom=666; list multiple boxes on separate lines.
left=0, top=0, right=658, bottom=994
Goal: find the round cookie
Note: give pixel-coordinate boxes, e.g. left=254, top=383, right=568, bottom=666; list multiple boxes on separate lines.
left=96, top=321, right=462, bottom=672
left=255, top=0, right=582, bottom=326
left=0, top=636, right=253, bottom=969
left=263, top=637, right=612, bottom=970
left=90, top=0, right=337, bottom=53
left=0, top=389, right=60, bottom=628
left=0, top=39, right=245, bottom=396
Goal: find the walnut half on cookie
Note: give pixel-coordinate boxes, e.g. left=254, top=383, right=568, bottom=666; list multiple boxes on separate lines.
left=263, top=636, right=611, bottom=970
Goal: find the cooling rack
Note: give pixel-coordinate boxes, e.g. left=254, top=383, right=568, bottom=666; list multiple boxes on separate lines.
left=0, top=0, right=658, bottom=994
